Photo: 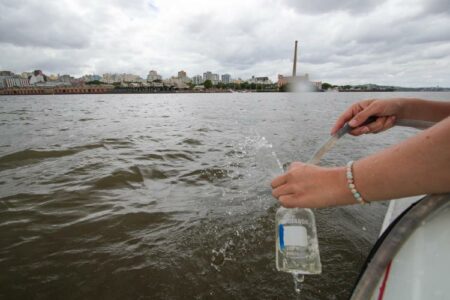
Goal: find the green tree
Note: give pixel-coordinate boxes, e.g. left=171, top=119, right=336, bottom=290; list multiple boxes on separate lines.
left=321, top=82, right=333, bottom=90
left=204, top=80, right=213, bottom=89
left=86, top=80, right=103, bottom=85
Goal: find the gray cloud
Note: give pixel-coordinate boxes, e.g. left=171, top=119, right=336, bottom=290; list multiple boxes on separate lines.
left=0, top=0, right=449, bottom=87
left=282, top=0, right=384, bottom=15
left=421, top=0, right=450, bottom=15
left=0, top=0, right=91, bottom=49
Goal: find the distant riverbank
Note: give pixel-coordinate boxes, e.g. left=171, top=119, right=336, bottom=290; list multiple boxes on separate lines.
left=0, top=86, right=281, bottom=96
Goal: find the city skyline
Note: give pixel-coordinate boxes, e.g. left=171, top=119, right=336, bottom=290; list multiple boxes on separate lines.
left=1, top=0, right=450, bottom=87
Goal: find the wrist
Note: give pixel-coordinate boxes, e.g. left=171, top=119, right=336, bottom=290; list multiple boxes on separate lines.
left=393, top=98, right=408, bottom=120
left=326, top=166, right=357, bottom=206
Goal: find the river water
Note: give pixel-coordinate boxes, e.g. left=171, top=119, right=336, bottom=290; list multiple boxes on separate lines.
left=1, top=92, right=448, bottom=299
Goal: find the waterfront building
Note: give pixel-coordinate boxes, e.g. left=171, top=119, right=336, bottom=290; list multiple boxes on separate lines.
left=0, top=71, right=30, bottom=88
left=0, top=71, right=14, bottom=76
left=29, top=70, right=46, bottom=85
left=21, top=72, right=32, bottom=79
left=203, top=71, right=213, bottom=82
left=82, top=74, right=102, bottom=82
left=249, top=76, right=272, bottom=85
left=221, top=74, right=231, bottom=84
left=4, top=77, right=30, bottom=88
left=192, top=75, right=203, bottom=85
left=164, top=78, right=188, bottom=89
left=211, top=74, right=219, bottom=85
left=59, top=74, right=74, bottom=83
left=48, top=74, right=59, bottom=81
left=178, top=70, right=187, bottom=79
left=203, top=71, right=220, bottom=85
left=176, top=70, right=191, bottom=83
left=147, top=70, right=162, bottom=82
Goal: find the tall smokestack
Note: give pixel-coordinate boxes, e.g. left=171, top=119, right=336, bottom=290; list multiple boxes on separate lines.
left=292, top=40, right=298, bottom=77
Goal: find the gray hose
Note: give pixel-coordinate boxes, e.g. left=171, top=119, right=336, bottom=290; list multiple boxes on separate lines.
left=308, top=118, right=436, bottom=165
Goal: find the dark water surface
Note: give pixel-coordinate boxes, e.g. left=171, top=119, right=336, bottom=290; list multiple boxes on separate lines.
left=1, top=92, right=448, bottom=299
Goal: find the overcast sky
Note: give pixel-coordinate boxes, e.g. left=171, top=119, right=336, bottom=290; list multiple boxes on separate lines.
left=1, top=0, right=449, bottom=86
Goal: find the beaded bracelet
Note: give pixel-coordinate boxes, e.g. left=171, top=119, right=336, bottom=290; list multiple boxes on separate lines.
left=346, top=161, right=368, bottom=204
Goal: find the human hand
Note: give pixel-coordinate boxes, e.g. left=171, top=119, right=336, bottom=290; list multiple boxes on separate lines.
left=271, top=162, right=353, bottom=208
left=330, top=99, right=405, bottom=136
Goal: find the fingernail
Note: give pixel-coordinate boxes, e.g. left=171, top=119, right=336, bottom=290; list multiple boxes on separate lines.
left=349, top=119, right=357, bottom=127
left=362, top=127, right=370, bottom=133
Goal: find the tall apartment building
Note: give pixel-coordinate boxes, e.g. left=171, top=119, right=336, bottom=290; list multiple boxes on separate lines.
left=203, top=71, right=220, bottom=85
left=192, top=75, right=203, bottom=85
left=221, top=74, right=231, bottom=84
left=147, top=70, right=162, bottom=82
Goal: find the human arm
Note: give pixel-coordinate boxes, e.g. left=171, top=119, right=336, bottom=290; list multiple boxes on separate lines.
left=272, top=116, right=450, bottom=208
left=331, top=98, right=450, bottom=136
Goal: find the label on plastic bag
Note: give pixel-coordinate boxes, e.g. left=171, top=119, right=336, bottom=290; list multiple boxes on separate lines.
left=281, top=225, right=307, bottom=247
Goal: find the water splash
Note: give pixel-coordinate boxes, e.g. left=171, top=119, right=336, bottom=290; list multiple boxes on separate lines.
left=254, top=135, right=284, bottom=176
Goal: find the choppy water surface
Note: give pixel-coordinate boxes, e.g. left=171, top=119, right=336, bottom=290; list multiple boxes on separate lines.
left=1, top=92, right=448, bottom=299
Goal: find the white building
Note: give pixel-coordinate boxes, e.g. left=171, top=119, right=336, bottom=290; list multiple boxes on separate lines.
left=249, top=76, right=272, bottom=85
left=147, top=70, right=162, bottom=82
left=59, top=74, right=74, bottom=83
left=177, top=70, right=191, bottom=83
left=29, top=70, right=46, bottom=85
left=164, top=78, right=188, bottom=89
left=203, top=71, right=219, bottom=85
left=101, top=73, right=142, bottom=83
left=192, top=75, right=203, bottom=85
left=0, top=74, right=30, bottom=88
left=221, top=74, right=231, bottom=84
left=82, top=74, right=102, bottom=82
left=5, top=77, right=30, bottom=88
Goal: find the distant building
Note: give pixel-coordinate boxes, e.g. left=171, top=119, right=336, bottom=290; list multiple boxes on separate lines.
left=82, top=74, right=102, bottom=82
left=221, top=74, right=231, bottom=84
left=48, top=74, right=59, bottom=81
left=164, top=78, right=188, bottom=89
left=21, top=72, right=32, bottom=79
left=29, top=70, right=46, bottom=85
left=211, top=74, right=219, bottom=85
left=4, top=77, right=30, bottom=88
left=176, top=70, right=191, bottom=83
left=203, top=71, right=213, bottom=82
left=203, top=71, right=219, bottom=85
left=249, top=76, right=272, bottom=85
left=0, top=72, right=30, bottom=88
left=0, top=71, right=14, bottom=76
left=59, top=74, right=74, bottom=83
left=147, top=70, right=162, bottom=82
left=192, top=75, right=203, bottom=85
left=178, top=70, right=187, bottom=79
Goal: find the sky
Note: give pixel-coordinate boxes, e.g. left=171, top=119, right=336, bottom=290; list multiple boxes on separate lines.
left=0, top=0, right=449, bottom=87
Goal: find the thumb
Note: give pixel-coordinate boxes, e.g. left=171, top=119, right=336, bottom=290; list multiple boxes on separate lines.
left=348, top=105, right=377, bottom=127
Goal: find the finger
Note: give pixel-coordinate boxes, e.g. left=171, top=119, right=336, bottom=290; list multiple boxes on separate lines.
left=271, top=174, right=287, bottom=189
left=349, top=126, right=370, bottom=136
left=380, top=115, right=396, bottom=132
left=288, top=161, right=303, bottom=171
left=331, top=106, right=357, bottom=135
left=272, top=184, right=295, bottom=199
left=348, top=102, right=379, bottom=128
left=279, top=195, right=298, bottom=208
left=366, top=116, right=388, bottom=133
